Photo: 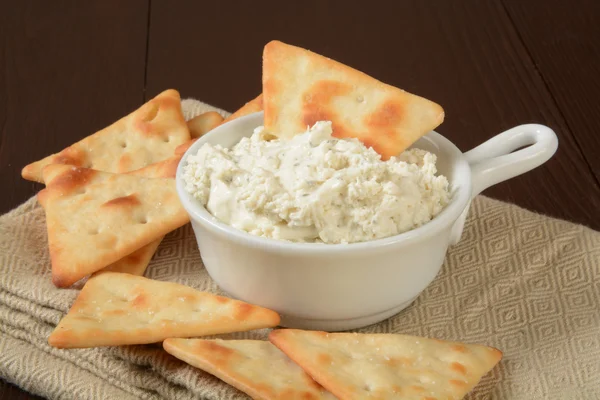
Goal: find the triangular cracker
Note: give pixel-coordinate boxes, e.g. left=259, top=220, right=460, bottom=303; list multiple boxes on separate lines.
left=163, top=338, right=336, bottom=400
left=22, top=89, right=190, bottom=183
left=38, top=188, right=161, bottom=278
left=48, top=272, right=281, bottom=348
left=174, top=94, right=263, bottom=156
left=37, top=156, right=181, bottom=278
left=41, top=164, right=189, bottom=287
left=94, top=158, right=183, bottom=276
left=262, top=41, right=444, bottom=159
left=270, top=329, right=502, bottom=400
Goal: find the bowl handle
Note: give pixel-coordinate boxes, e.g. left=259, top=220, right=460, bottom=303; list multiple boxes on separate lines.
left=449, top=124, right=558, bottom=245
left=464, top=123, right=558, bottom=197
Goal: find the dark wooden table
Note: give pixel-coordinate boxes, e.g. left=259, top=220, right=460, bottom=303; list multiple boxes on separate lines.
left=1, top=1, right=599, bottom=398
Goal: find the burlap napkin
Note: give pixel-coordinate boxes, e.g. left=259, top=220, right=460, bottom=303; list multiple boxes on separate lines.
left=1, top=100, right=598, bottom=400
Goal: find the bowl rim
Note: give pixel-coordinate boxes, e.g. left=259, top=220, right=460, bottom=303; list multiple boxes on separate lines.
left=176, top=111, right=472, bottom=254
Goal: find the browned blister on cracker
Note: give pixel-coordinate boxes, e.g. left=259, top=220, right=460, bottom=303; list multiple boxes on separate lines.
left=164, top=338, right=335, bottom=400
left=48, top=272, right=281, bottom=348
left=90, top=157, right=183, bottom=277
left=269, top=329, right=502, bottom=400
left=22, top=89, right=190, bottom=183
left=38, top=158, right=181, bottom=279
left=262, top=41, right=444, bottom=159
left=41, top=164, right=189, bottom=287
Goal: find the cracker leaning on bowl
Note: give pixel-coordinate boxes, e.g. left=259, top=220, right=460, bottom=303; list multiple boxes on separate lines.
left=262, top=40, right=444, bottom=159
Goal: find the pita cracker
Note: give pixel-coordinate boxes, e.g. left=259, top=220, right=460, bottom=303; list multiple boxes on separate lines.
left=163, top=338, right=336, bottom=400
left=174, top=94, right=263, bottom=156
left=37, top=188, right=162, bottom=278
left=41, top=164, right=189, bottom=287
left=128, top=154, right=182, bottom=179
left=270, top=329, right=502, bottom=400
left=262, top=41, right=444, bottom=159
left=48, top=272, right=281, bottom=348
left=97, top=155, right=182, bottom=275
left=187, top=111, right=224, bottom=139
left=93, top=239, right=161, bottom=276
left=39, top=161, right=175, bottom=279
left=38, top=158, right=180, bottom=278
left=22, top=89, right=190, bottom=183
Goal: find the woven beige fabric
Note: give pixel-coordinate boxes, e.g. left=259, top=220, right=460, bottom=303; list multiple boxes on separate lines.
left=1, top=100, right=599, bottom=400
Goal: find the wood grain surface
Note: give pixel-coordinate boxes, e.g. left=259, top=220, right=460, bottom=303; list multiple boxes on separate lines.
left=1, top=0, right=599, bottom=398
left=504, top=0, right=600, bottom=183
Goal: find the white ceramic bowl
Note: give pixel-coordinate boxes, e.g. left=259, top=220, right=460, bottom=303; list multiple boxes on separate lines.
left=176, top=112, right=558, bottom=331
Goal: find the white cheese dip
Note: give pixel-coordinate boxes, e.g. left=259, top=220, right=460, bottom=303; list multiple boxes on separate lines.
left=182, top=121, right=450, bottom=244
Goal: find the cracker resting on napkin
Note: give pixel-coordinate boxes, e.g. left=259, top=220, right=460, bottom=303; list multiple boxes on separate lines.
left=36, top=156, right=181, bottom=278
left=48, top=272, right=281, bottom=348
left=39, top=164, right=189, bottom=287
left=270, top=329, right=502, bottom=400
left=164, top=338, right=336, bottom=400
left=36, top=188, right=160, bottom=278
